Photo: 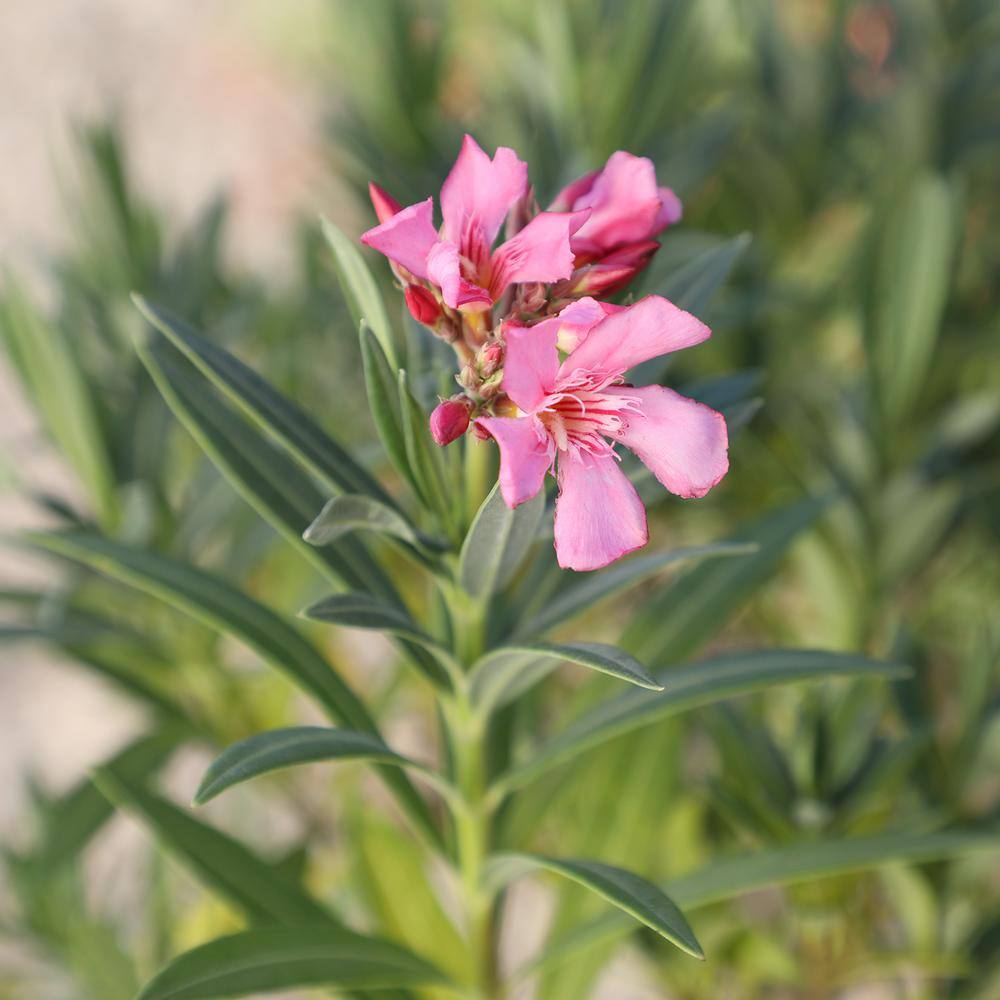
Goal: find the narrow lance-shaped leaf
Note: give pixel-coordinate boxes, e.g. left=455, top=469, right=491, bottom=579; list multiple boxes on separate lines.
left=513, top=540, right=756, bottom=639
left=322, top=216, right=398, bottom=367
left=28, top=531, right=444, bottom=852
left=494, top=650, right=909, bottom=793
left=460, top=482, right=546, bottom=600
left=93, top=764, right=339, bottom=926
left=398, top=368, right=452, bottom=524
left=304, top=494, right=419, bottom=547
left=132, top=295, right=397, bottom=509
left=138, top=334, right=396, bottom=601
left=622, top=495, right=828, bottom=663
left=302, top=593, right=460, bottom=687
left=359, top=322, right=418, bottom=494
left=194, top=726, right=455, bottom=806
left=470, top=641, right=662, bottom=714
left=138, top=925, right=449, bottom=1000
left=484, top=853, right=703, bottom=960
left=527, top=827, right=1000, bottom=977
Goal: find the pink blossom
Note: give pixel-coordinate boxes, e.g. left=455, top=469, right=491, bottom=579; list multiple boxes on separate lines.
left=361, top=135, right=587, bottom=312
left=551, top=150, right=682, bottom=258
left=476, top=297, right=729, bottom=571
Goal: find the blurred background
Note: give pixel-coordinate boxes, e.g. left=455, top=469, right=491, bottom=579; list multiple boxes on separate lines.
left=1, top=1, right=998, bottom=997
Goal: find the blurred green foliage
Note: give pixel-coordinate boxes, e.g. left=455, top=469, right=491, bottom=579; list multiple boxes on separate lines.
left=2, top=0, right=998, bottom=997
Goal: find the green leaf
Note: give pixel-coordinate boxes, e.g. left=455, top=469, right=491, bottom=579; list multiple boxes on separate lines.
left=138, top=925, right=448, bottom=999
left=302, top=593, right=460, bottom=684
left=132, top=296, right=396, bottom=508
left=460, top=482, right=546, bottom=600
left=515, top=540, right=756, bottom=639
left=304, top=494, right=420, bottom=548
left=0, top=279, right=118, bottom=527
left=484, top=853, right=703, bottom=960
left=359, top=322, right=416, bottom=493
left=137, top=333, right=394, bottom=600
left=321, top=216, right=397, bottom=367
left=623, top=496, right=827, bottom=663
left=657, top=232, right=752, bottom=315
left=870, top=173, right=955, bottom=423
left=35, top=729, right=180, bottom=867
left=92, top=765, right=338, bottom=926
left=194, top=727, right=428, bottom=805
left=528, top=828, right=1000, bottom=976
left=470, top=642, right=662, bottom=713
left=398, top=369, right=451, bottom=522
left=28, top=530, right=443, bottom=852
left=494, top=650, right=909, bottom=793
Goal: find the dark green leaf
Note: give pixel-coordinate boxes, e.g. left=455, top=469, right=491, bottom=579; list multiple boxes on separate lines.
left=133, top=296, right=395, bottom=508
left=470, top=641, right=662, bottom=713
left=485, top=853, right=703, bottom=960
left=92, top=765, right=338, bottom=926
left=515, top=540, right=755, bottom=639
left=495, top=650, right=909, bottom=792
left=529, top=828, right=1000, bottom=976
left=398, top=369, right=450, bottom=523
left=138, top=925, right=448, bottom=999
left=194, top=727, right=425, bottom=805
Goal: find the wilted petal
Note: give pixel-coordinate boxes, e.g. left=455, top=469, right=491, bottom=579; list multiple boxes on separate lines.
left=476, top=416, right=553, bottom=508
left=502, top=323, right=560, bottom=412
left=560, top=295, right=710, bottom=378
left=554, top=450, right=648, bottom=571
left=426, top=241, right=492, bottom=311
left=608, top=385, right=729, bottom=498
left=440, top=135, right=528, bottom=249
left=490, top=210, right=589, bottom=297
left=361, top=197, right=437, bottom=279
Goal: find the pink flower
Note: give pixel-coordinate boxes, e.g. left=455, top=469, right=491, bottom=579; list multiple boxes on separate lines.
left=476, top=297, right=729, bottom=571
left=551, top=150, right=683, bottom=258
left=361, top=135, right=587, bottom=313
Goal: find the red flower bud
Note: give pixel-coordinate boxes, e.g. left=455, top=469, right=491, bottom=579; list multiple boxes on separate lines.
left=368, top=182, right=403, bottom=224
left=404, top=284, right=442, bottom=326
left=429, top=398, right=471, bottom=447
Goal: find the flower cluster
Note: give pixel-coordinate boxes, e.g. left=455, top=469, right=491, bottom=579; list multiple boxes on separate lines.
left=362, top=136, right=729, bottom=570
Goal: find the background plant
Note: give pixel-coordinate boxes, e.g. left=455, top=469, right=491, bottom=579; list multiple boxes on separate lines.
left=2, top=1, right=998, bottom=998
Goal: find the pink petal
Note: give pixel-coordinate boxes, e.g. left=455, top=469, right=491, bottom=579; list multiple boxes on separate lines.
left=476, top=416, right=553, bottom=508
left=440, top=135, right=528, bottom=250
left=549, top=169, right=599, bottom=212
left=559, top=295, right=710, bottom=378
left=501, top=322, right=560, bottom=412
left=570, top=151, right=663, bottom=252
left=655, top=187, right=683, bottom=229
left=554, top=450, right=648, bottom=571
left=530, top=297, right=622, bottom=354
left=426, top=241, right=492, bottom=311
left=360, top=197, right=438, bottom=280
left=608, top=385, right=729, bottom=498
left=490, top=210, right=589, bottom=297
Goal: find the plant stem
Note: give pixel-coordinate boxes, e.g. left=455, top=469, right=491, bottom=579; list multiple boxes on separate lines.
left=444, top=595, right=500, bottom=998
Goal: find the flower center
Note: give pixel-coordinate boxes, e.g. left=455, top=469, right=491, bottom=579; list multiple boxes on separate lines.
left=537, top=382, right=639, bottom=459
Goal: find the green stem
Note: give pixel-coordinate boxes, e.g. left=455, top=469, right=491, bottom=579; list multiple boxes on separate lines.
left=443, top=596, right=500, bottom=998
left=464, top=435, right=493, bottom=530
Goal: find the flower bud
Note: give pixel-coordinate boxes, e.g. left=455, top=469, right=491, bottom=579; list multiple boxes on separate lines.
left=477, top=340, right=504, bottom=377
left=404, top=284, right=442, bottom=326
left=429, top=397, right=471, bottom=446
left=368, top=182, right=402, bottom=224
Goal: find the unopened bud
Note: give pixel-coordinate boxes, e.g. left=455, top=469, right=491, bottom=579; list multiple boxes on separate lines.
left=368, top=182, right=403, bottom=224
left=429, top=397, right=471, bottom=446
left=478, top=340, right=504, bottom=377
left=404, top=284, right=441, bottom=326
